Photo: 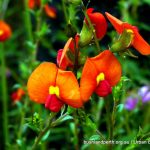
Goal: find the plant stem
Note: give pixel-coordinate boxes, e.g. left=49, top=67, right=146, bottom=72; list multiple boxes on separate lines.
left=0, top=43, right=10, bottom=147
left=96, top=129, right=106, bottom=141
left=62, top=0, right=68, bottom=24
left=73, top=110, right=79, bottom=150
left=17, top=96, right=29, bottom=140
left=82, top=3, right=101, bottom=52
left=23, top=0, right=36, bottom=63
left=31, top=112, right=57, bottom=150
left=105, top=96, right=116, bottom=150
left=105, top=99, right=111, bottom=140
left=111, top=99, right=118, bottom=140
left=0, top=0, right=9, bottom=19
left=23, top=0, right=34, bottom=43
left=73, top=38, right=79, bottom=76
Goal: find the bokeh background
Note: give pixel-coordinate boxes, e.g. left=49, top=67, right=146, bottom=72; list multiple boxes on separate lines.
left=0, top=0, right=150, bottom=149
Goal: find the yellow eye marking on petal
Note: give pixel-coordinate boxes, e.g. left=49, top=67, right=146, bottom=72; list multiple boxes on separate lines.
left=126, top=29, right=133, bottom=34
left=0, top=30, right=4, bottom=36
left=49, top=86, right=59, bottom=97
left=96, top=73, right=105, bottom=84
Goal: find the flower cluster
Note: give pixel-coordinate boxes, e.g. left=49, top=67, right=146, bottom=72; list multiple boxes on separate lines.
left=27, top=8, right=150, bottom=112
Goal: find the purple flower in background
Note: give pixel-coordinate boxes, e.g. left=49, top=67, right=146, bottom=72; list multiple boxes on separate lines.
left=138, top=86, right=150, bottom=103
left=124, top=97, right=138, bottom=110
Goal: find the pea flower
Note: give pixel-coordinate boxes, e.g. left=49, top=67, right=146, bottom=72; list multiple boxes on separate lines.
left=105, top=12, right=150, bottom=55
left=138, top=86, right=150, bottom=103
left=80, top=50, right=122, bottom=102
left=28, top=0, right=41, bottom=9
left=124, top=97, right=138, bottom=110
left=57, top=35, right=80, bottom=70
left=27, top=62, right=82, bottom=112
left=0, top=20, right=11, bottom=42
left=44, top=4, right=57, bottom=19
left=85, top=8, right=107, bottom=40
left=11, top=88, right=25, bottom=103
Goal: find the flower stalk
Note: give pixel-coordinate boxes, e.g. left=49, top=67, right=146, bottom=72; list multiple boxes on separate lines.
left=0, top=43, right=10, bottom=146
left=32, top=112, right=57, bottom=150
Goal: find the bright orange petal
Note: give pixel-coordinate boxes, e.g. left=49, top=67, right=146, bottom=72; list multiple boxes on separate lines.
left=90, top=50, right=122, bottom=86
left=105, top=12, right=123, bottom=34
left=44, top=4, right=57, bottom=19
left=0, top=20, right=11, bottom=41
left=56, top=70, right=82, bottom=108
left=27, top=62, right=58, bottom=104
left=132, top=30, right=150, bottom=55
left=59, top=38, right=73, bottom=69
left=80, top=58, right=98, bottom=102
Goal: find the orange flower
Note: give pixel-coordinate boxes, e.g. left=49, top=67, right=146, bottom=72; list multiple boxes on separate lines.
left=11, top=88, right=25, bottom=103
left=27, top=62, right=82, bottom=112
left=28, top=0, right=41, bottom=9
left=0, top=21, right=11, bottom=42
left=80, top=50, right=122, bottom=102
left=105, top=12, right=150, bottom=55
left=44, top=4, right=57, bottom=19
left=57, top=35, right=80, bottom=70
left=85, top=8, right=107, bottom=39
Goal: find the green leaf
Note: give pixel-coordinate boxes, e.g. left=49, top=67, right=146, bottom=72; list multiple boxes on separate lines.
left=116, top=104, right=124, bottom=113
left=89, top=135, right=101, bottom=141
left=41, top=130, right=51, bottom=142
left=60, top=115, right=73, bottom=122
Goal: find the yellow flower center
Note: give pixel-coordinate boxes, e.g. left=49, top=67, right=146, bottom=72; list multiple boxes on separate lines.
left=126, top=29, right=133, bottom=34
left=96, top=73, right=105, bottom=85
left=0, top=30, right=4, bottom=36
left=49, top=86, right=59, bottom=97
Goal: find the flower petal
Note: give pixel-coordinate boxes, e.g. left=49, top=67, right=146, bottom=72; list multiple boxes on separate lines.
left=45, top=94, right=64, bottom=112
left=87, top=8, right=107, bottom=39
left=57, top=49, right=70, bottom=70
left=90, top=50, right=122, bottom=86
left=59, top=38, right=73, bottom=69
left=28, top=0, right=41, bottom=9
left=105, top=13, right=150, bottom=55
left=105, top=12, right=123, bottom=34
left=27, top=62, right=58, bottom=104
left=44, top=4, right=57, bottom=19
left=56, top=69, right=82, bottom=108
left=0, top=20, right=11, bottom=41
left=80, top=58, right=98, bottom=102
left=132, top=31, right=150, bottom=55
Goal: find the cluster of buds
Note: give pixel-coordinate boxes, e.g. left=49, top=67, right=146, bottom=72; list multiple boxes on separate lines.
left=27, top=7, right=150, bottom=112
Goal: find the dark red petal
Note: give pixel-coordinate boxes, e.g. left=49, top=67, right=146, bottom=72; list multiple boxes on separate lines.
left=86, top=8, right=107, bottom=39
left=95, top=80, right=112, bottom=97
left=45, top=94, right=64, bottom=112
